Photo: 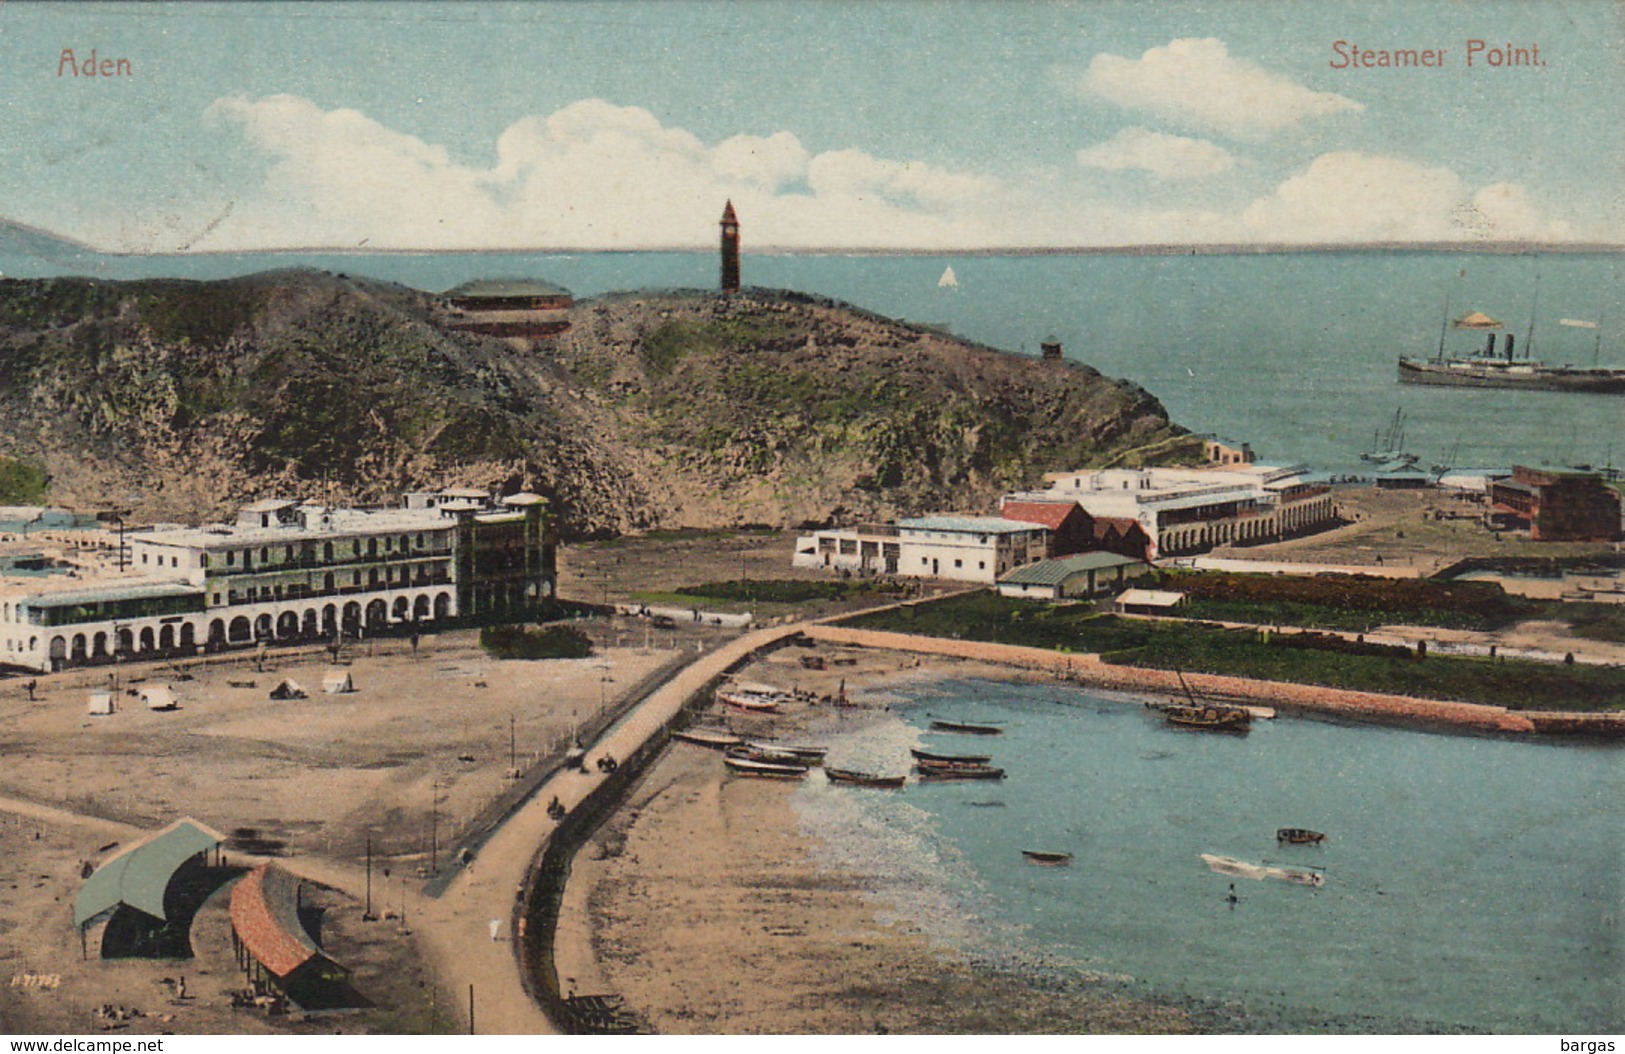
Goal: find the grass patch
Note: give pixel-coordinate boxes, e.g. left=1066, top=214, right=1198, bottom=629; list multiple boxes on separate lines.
left=1558, top=602, right=1625, bottom=645
left=674, top=578, right=901, bottom=604
left=0, top=455, right=48, bottom=503
left=480, top=624, right=594, bottom=660
left=1158, top=570, right=1541, bottom=631
left=839, top=591, right=1625, bottom=711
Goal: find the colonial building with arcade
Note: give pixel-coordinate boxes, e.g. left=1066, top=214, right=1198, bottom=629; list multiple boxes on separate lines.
left=0, top=489, right=556, bottom=673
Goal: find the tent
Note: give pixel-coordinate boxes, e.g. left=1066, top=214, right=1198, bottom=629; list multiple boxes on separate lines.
left=322, top=670, right=354, bottom=694
left=140, top=686, right=178, bottom=711
left=269, top=679, right=308, bottom=700
left=88, top=690, right=114, bottom=716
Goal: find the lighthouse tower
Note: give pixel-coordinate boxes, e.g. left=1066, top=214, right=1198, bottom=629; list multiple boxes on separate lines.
left=719, top=200, right=740, bottom=293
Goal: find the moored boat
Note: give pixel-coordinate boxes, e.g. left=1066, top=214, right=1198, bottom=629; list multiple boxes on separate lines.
left=930, top=720, right=1004, bottom=735
left=723, top=754, right=808, bottom=779
left=726, top=744, right=810, bottom=767
left=717, top=689, right=782, bottom=713
left=1276, top=827, right=1327, bottom=845
left=1398, top=356, right=1625, bottom=393
left=1021, top=850, right=1073, bottom=866
left=1165, top=703, right=1252, bottom=732
left=743, top=739, right=828, bottom=763
left=825, top=767, right=906, bottom=788
left=1202, top=853, right=1324, bottom=887
left=671, top=728, right=743, bottom=749
left=916, top=764, right=1006, bottom=781
left=910, top=747, right=993, bottom=764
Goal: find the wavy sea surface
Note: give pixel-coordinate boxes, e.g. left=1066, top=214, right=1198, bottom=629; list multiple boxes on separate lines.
left=4, top=245, right=1621, bottom=475
left=793, top=679, right=1623, bottom=1034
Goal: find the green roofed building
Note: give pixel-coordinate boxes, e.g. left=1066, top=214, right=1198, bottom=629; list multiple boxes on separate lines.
left=995, top=551, right=1149, bottom=601
left=75, top=817, right=226, bottom=957
left=442, top=278, right=572, bottom=339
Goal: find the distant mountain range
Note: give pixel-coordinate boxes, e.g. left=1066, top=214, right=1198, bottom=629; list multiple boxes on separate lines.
left=3, top=215, right=1620, bottom=278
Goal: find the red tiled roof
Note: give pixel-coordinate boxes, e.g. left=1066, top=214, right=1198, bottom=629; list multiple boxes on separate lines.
left=1001, top=501, right=1078, bottom=531
left=229, top=863, right=323, bottom=979
left=1092, top=517, right=1143, bottom=538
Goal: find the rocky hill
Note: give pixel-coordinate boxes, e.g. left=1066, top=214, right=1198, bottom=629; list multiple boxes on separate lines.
left=0, top=270, right=1194, bottom=537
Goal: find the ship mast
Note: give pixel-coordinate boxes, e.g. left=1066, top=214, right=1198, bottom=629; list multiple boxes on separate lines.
left=1435, top=292, right=1451, bottom=363
left=1525, top=273, right=1541, bottom=360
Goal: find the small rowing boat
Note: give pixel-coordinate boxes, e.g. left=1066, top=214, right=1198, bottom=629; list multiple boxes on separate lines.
left=916, top=764, right=1006, bottom=781
left=910, top=748, right=993, bottom=765
left=744, top=739, right=828, bottom=763
left=671, top=728, right=743, bottom=749
left=1021, top=850, right=1073, bottom=866
left=723, top=754, right=808, bottom=779
left=1276, top=827, right=1327, bottom=845
left=825, top=767, right=906, bottom=788
left=717, top=689, right=782, bottom=713
left=726, top=744, right=810, bottom=767
left=930, top=720, right=1004, bottom=736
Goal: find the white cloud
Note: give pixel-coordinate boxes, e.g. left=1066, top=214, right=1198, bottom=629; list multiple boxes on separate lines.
left=193, top=95, right=1581, bottom=252
left=1079, top=38, right=1364, bottom=140
left=200, top=94, right=1000, bottom=251
left=1241, top=152, right=1570, bottom=242
left=1075, top=128, right=1235, bottom=180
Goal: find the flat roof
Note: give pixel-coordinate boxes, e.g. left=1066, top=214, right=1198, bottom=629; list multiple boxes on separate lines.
left=139, top=505, right=457, bottom=549
left=1116, top=588, right=1186, bottom=607
left=898, top=516, right=1046, bottom=535
left=17, top=580, right=201, bottom=608
left=444, top=278, right=572, bottom=299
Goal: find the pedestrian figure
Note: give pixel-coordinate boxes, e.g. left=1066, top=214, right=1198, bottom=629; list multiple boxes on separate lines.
left=24, top=680, right=36, bottom=701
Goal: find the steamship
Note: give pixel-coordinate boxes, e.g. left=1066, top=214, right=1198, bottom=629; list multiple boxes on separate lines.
left=1398, top=309, right=1625, bottom=394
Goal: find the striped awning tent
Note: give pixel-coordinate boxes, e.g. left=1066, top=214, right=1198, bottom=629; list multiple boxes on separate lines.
left=74, top=817, right=226, bottom=928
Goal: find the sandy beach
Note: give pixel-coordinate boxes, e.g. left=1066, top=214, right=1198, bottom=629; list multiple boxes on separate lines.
left=562, top=644, right=1200, bottom=1034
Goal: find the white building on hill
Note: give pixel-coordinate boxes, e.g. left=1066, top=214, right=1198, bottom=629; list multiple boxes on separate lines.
left=1003, top=465, right=1335, bottom=560
left=793, top=515, right=1048, bottom=584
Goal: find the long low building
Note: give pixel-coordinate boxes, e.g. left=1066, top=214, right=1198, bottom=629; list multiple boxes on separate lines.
left=0, top=489, right=556, bottom=673
left=1003, top=465, right=1336, bottom=560
left=793, top=515, right=1050, bottom=584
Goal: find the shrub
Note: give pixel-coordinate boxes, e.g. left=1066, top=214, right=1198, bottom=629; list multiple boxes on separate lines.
left=480, top=624, right=594, bottom=660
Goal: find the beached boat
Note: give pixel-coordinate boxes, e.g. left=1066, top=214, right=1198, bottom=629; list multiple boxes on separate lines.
left=671, top=728, right=743, bottom=749
left=825, top=767, right=906, bottom=788
left=910, top=748, right=993, bottom=765
left=717, top=689, right=782, bottom=713
left=1276, top=827, right=1327, bottom=845
left=916, top=764, right=1006, bottom=781
left=743, top=739, right=828, bottom=763
left=913, top=755, right=999, bottom=772
left=930, top=720, right=1004, bottom=736
left=1020, top=850, right=1073, bottom=866
left=726, top=744, right=810, bottom=767
left=723, top=754, right=808, bottom=779
left=1201, top=853, right=1324, bottom=888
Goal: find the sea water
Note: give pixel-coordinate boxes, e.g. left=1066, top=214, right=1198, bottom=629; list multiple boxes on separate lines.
left=793, top=679, right=1623, bottom=1034
left=4, top=246, right=1620, bottom=475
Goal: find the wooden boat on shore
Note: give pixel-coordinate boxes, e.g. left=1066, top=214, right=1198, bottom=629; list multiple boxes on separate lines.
left=671, top=728, right=743, bottom=749
left=930, top=720, right=1004, bottom=735
left=911, top=748, right=993, bottom=765
left=825, top=767, right=906, bottom=788
left=917, top=764, right=1006, bottom=781
left=743, top=739, right=828, bottom=764
left=717, top=689, right=782, bottom=713
left=1021, top=850, right=1073, bottom=866
left=723, top=754, right=808, bottom=779
left=1276, top=828, right=1327, bottom=845
left=914, top=755, right=998, bottom=772
left=726, top=744, right=810, bottom=767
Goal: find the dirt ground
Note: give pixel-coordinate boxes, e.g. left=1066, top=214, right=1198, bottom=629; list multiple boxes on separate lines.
left=1217, top=486, right=1619, bottom=570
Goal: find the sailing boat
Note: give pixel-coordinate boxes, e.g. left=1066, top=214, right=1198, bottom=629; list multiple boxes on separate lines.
left=1359, top=407, right=1417, bottom=465
left=937, top=266, right=958, bottom=289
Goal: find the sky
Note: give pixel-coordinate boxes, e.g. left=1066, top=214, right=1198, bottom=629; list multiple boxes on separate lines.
left=3, top=0, right=1622, bottom=252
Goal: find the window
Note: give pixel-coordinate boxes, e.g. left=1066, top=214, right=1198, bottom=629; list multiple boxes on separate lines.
left=227, top=551, right=236, bottom=566
left=141, top=553, right=148, bottom=564
left=171, top=556, right=178, bottom=568
left=200, top=554, right=209, bottom=569
left=953, top=559, right=962, bottom=568
left=978, top=561, right=985, bottom=570
left=921, top=558, right=929, bottom=566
